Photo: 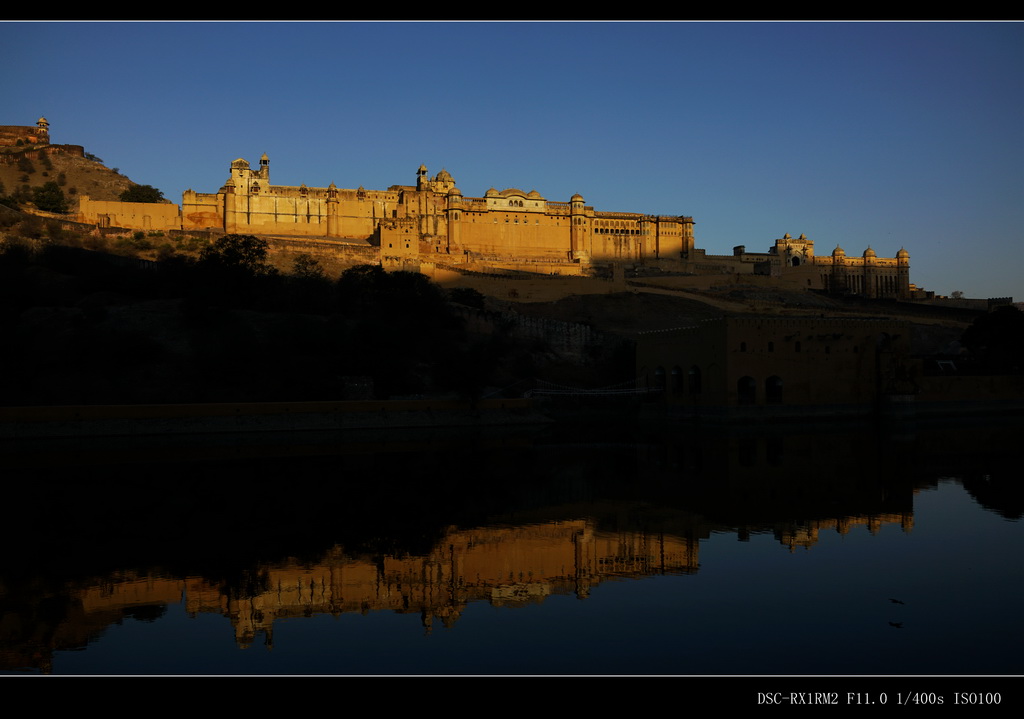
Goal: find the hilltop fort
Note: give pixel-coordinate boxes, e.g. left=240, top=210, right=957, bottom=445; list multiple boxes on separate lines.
left=0, top=117, right=134, bottom=204
left=75, top=150, right=916, bottom=301
left=18, top=117, right=1008, bottom=312
left=0, top=111, right=907, bottom=300
left=2, top=118, right=1021, bottom=420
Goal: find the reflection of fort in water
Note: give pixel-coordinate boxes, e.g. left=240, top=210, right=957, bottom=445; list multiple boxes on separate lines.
left=52, top=509, right=914, bottom=653
left=189, top=521, right=702, bottom=646
left=4, top=416, right=1017, bottom=670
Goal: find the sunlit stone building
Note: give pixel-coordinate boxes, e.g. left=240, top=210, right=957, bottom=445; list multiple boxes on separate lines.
left=0, top=111, right=908, bottom=299
left=173, top=155, right=910, bottom=298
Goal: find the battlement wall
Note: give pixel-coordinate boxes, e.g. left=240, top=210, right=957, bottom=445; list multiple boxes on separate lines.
left=0, top=125, right=48, bottom=147
left=76, top=196, right=183, bottom=232
left=918, top=296, right=1014, bottom=311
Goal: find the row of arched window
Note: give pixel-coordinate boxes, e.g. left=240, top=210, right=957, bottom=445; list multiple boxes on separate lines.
left=738, top=375, right=784, bottom=405
left=596, top=228, right=643, bottom=235
left=653, top=365, right=702, bottom=396
left=822, top=273, right=904, bottom=298
left=652, top=366, right=784, bottom=405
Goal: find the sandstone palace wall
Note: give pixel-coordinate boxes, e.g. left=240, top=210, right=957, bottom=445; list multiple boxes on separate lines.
left=71, top=151, right=913, bottom=300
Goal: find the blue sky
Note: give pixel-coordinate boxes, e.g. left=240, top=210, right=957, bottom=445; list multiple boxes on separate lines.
left=3, top=21, right=1022, bottom=299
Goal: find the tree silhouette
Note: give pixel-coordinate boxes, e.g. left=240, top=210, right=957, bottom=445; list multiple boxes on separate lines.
left=119, top=184, right=165, bottom=203
left=198, top=234, right=274, bottom=276
left=291, top=253, right=325, bottom=280
left=32, top=181, right=68, bottom=213
left=961, top=305, right=1024, bottom=373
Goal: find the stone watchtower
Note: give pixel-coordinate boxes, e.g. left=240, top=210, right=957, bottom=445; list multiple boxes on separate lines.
left=220, top=155, right=270, bottom=232
left=830, top=245, right=848, bottom=294
left=445, top=186, right=462, bottom=254
left=862, top=247, right=877, bottom=298
left=896, top=247, right=910, bottom=300
left=680, top=216, right=696, bottom=257
left=569, top=193, right=586, bottom=261
left=35, top=117, right=50, bottom=144
left=326, top=182, right=339, bottom=237
left=0, top=116, right=51, bottom=148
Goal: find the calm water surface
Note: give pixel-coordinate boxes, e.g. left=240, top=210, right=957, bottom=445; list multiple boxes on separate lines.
left=1, top=416, right=1020, bottom=675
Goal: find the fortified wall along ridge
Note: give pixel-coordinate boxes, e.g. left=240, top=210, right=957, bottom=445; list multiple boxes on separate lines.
left=8, top=118, right=915, bottom=299
left=82, top=159, right=913, bottom=300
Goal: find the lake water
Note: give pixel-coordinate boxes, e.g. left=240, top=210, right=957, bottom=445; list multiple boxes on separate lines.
left=1, top=414, right=1020, bottom=677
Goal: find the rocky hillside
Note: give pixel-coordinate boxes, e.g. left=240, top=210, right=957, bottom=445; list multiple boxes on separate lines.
left=0, top=144, right=147, bottom=205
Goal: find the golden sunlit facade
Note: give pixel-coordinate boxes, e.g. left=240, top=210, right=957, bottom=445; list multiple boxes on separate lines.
left=92, top=153, right=912, bottom=297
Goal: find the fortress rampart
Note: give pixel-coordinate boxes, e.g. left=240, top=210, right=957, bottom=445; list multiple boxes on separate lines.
left=0, top=117, right=50, bottom=147
left=2, top=118, right=919, bottom=301
left=0, top=113, right=899, bottom=301
left=68, top=152, right=912, bottom=300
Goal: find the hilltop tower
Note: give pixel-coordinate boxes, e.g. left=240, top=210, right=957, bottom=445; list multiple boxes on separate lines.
left=863, top=247, right=877, bottom=298
left=897, top=247, right=910, bottom=300
left=0, top=116, right=51, bottom=147
left=445, top=187, right=462, bottom=253
left=830, top=245, right=848, bottom=294
left=326, top=182, right=339, bottom=237
left=570, top=193, right=585, bottom=261
left=680, top=216, right=696, bottom=257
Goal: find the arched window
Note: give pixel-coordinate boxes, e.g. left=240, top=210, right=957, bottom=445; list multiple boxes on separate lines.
left=671, top=366, right=683, bottom=395
left=766, top=376, right=783, bottom=404
left=738, top=376, right=756, bottom=405
left=654, top=366, right=666, bottom=392
left=688, top=366, right=702, bottom=395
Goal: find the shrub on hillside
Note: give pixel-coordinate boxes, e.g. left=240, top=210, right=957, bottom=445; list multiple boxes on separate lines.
left=82, top=234, right=110, bottom=252
left=291, top=253, right=325, bottom=280
left=17, top=215, right=44, bottom=239
left=45, top=220, right=66, bottom=241
left=114, top=234, right=153, bottom=254
left=0, top=206, right=21, bottom=226
left=155, top=243, right=177, bottom=261
left=32, top=182, right=68, bottom=213
left=178, top=235, right=210, bottom=254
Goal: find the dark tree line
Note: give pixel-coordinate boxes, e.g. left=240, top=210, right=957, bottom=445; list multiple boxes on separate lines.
left=0, top=234, right=515, bottom=404
left=960, top=305, right=1024, bottom=373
